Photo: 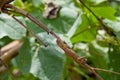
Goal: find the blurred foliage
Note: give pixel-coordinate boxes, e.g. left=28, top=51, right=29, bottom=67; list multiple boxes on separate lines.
left=0, top=0, right=120, bottom=80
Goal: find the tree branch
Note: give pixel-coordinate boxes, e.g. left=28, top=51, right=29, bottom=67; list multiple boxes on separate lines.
left=56, top=37, right=104, bottom=80
left=1, top=3, right=104, bottom=80
left=4, top=4, right=58, bottom=39
left=79, top=0, right=115, bottom=36
left=12, top=16, right=48, bottom=47
left=0, top=40, right=23, bottom=65
left=0, top=0, right=14, bottom=11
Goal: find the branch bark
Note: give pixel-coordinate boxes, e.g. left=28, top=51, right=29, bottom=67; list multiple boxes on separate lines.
left=1, top=3, right=104, bottom=80
left=0, top=0, right=14, bottom=11
left=0, top=40, right=23, bottom=65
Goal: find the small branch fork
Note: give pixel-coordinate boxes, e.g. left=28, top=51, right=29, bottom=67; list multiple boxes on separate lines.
left=1, top=4, right=103, bottom=80
left=0, top=1, right=119, bottom=80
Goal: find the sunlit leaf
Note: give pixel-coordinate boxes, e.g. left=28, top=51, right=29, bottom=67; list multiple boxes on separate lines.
left=26, top=1, right=78, bottom=34
left=89, top=42, right=108, bottom=68
left=30, top=33, right=65, bottom=80
left=14, top=0, right=24, bottom=8
left=103, top=19, right=120, bottom=39
left=91, top=7, right=116, bottom=20
left=71, top=14, right=97, bottom=43
left=67, top=12, right=83, bottom=38
left=0, top=14, right=26, bottom=39
left=15, top=38, right=32, bottom=74
left=30, top=0, right=43, bottom=7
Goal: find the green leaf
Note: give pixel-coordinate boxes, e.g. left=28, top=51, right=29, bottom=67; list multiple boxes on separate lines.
left=107, top=45, right=120, bottom=80
left=0, top=37, right=12, bottom=47
left=67, top=12, right=83, bottom=38
left=30, top=33, right=65, bottom=80
left=71, top=14, right=97, bottom=43
left=0, top=14, right=26, bottom=39
left=41, top=7, right=78, bottom=33
left=13, top=73, right=39, bottom=80
left=22, top=73, right=39, bottom=80
left=89, top=0, right=106, bottom=4
left=91, top=7, right=116, bottom=20
left=103, top=19, right=120, bottom=39
left=89, top=42, right=108, bottom=68
left=16, top=33, right=66, bottom=80
left=28, top=0, right=43, bottom=7
left=16, top=38, right=32, bottom=74
left=0, top=71, right=10, bottom=80
left=26, top=2, right=78, bottom=34
left=14, top=0, right=24, bottom=8
left=88, top=42, right=110, bottom=80
left=13, top=0, right=33, bottom=11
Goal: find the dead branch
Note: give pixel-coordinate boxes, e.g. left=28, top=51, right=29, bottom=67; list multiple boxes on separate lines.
left=0, top=40, right=23, bottom=65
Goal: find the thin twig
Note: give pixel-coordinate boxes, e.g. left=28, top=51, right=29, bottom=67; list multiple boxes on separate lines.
left=0, top=40, right=22, bottom=57
left=12, top=16, right=48, bottom=47
left=3, top=4, right=104, bottom=80
left=4, top=64, right=16, bottom=80
left=0, top=40, right=23, bottom=64
left=79, top=0, right=114, bottom=36
left=2, top=8, right=47, bottom=47
left=94, top=68, right=120, bottom=75
left=56, top=37, right=104, bottom=80
left=4, top=4, right=58, bottom=38
left=0, top=40, right=22, bottom=80
left=0, top=0, right=14, bottom=9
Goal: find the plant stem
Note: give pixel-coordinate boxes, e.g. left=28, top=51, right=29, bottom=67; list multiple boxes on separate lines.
left=5, top=4, right=58, bottom=38
left=3, top=4, right=104, bottom=80
left=79, top=0, right=114, bottom=36
left=12, top=16, right=48, bottom=47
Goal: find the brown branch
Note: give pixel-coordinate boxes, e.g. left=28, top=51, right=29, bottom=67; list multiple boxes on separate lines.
left=0, top=40, right=23, bottom=65
left=0, top=40, right=22, bottom=80
left=0, top=0, right=14, bottom=10
left=4, top=4, right=59, bottom=39
left=1, top=1, right=119, bottom=80
left=1, top=8, right=47, bottom=47
left=56, top=37, right=104, bottom=80
left=1, top=3, right=104, bottom=80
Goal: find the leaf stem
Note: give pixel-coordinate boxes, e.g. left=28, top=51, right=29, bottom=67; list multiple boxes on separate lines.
left=12, top=16, right=48, bottom=47
left=79, top=0, right=114, bottom=36
left=94, top=68, right=120, bottom=75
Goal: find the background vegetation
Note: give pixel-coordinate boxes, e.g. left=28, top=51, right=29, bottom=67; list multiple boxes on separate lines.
left=0, top=0, right=120, bottom=80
